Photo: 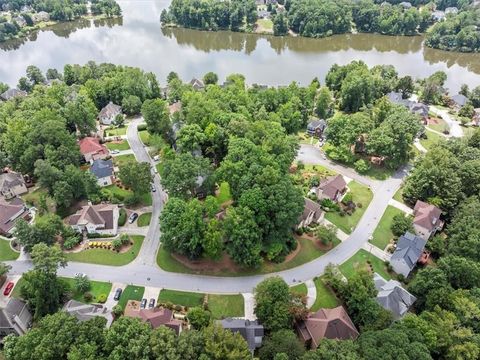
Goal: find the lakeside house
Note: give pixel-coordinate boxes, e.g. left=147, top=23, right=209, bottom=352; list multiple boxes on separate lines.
left=0, top=197, right=30, bottom=237
left=124, top=300, right=183, bottom=334
left=387, top=91, right=429, bottom=122
left=0, top=88, right=27, bottom=101
left=445, top=6, right=458, bottom=15
left=218, top=318, right=264, bottom=354
left=306, top=118, right=327, bottom=138
left=0, top=171, right=28, bottom=200
left=67, top=203, right=119, bottom=236
left=190, top=78, right=205, bottom=91
left=413, top=200, right=444, bottom=240
left=296, top=306, right=359, bottom=349
left=98, top=102, right=122, bottom=125
left=90, top=159, right=115, bottom=187
left=390, top=232, right=427, bottom=277
left=79, top=137, right=109, bottom=163
left=64, top=300, right=114, bottom=328
left=450, top=93, right=468, bottom=109
left=298, top=198, right=324, bottom=229
left=0, top=298, right=32, bottom=338
left=373, top=273, right=416, bottom=319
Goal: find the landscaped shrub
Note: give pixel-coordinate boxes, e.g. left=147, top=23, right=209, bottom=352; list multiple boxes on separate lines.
left=63, top=236, right=81, bottom=250
left=87, top=233, right=116, bottom=239
left=342, top=192, right=353, bottom=205
left=137, top=123, right=147, bottom=131
left=175, top=304, right=183, bottom=312
left=120, top=233, right=130, bottom=245
left=83, top=292, right=93, bottom=302
left=112, top=305, right=123, bottom=317
left=320, top=198, right=339, bottom=211
left=112, top=238, right=122, bottom=251
left=124, top=193, right=141, bottom=206
left=354, top=159, right=370, bottom=174
left=97, top=294, right=107, bottom=303
left=118, top=208, right=127, bottom=226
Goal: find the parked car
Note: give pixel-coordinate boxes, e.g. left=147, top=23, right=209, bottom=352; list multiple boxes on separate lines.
left=149, top=298, right=155, bottom=308
left=128, top=212, right=139, bottom=224
left=141, top=298, right=147, bottom=309
left=151, top=185, right=156, bottom=192
left=75, top=272, right=86, bottom=278
left=3, top=282, right=14, bottom=296
left=111, top=149, right=120, bottom=154
left=114, top=288, right=123, bottom=301
left=153, top=155, right=160, bottom=161
left=153, top=167, right=158, bottom=174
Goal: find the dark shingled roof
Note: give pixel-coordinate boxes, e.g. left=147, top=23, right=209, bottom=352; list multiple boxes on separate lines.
left=90, top=159, right=114, bottom=179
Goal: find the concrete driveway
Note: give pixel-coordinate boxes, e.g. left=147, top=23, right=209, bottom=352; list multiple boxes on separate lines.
left=0, top=275, right=21, bottom=307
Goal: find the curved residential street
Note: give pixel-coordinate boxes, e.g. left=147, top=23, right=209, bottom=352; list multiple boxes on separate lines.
left=6, top=130, right=407, bottom=294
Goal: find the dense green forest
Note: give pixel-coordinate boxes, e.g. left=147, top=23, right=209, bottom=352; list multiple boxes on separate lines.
left=161, top=0, right=480, bottom=52
left=0, top=0, right=121, bottom=42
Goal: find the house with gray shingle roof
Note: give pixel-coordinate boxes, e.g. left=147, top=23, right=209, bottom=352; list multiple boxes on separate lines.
left=98, top=102, right=122, bottom=125
left=451, top=93, right=468, bottom=109
left=307, top=118, right=327, bottom=138
left=67, top=203, right=119, bottom=236
left=390, top=232, right=427, bottom=277
left=90, top=159, right=114, bottom=187
left=298, top=198, right=324, bottom=229
left=0, top=298, right=32, bottom=338
left=218, top=318, right=264, bottom=353
left=373, top=273, right=416, bottom=319
left=0, top=197, right=30, bottom=236
left=64, top=300, right=113, bottom=328
left=0, top=88, right=27, bottom=101
left=0, top=172, right=28, bottom=200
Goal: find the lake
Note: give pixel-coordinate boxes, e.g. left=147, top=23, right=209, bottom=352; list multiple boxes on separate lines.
left=1, top=0, right=479, bottom=91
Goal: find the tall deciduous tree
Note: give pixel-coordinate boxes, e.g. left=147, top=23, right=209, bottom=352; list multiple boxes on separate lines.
left=141, top=98, right=171, bottom=141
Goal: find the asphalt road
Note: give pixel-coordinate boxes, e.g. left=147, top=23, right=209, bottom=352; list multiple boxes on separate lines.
left=6, top=140, right=407, bottom=294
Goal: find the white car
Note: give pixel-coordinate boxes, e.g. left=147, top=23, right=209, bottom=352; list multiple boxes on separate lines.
left=111, top=149, right=120, bottom=154
left=75, top=273, right=86, bottom=278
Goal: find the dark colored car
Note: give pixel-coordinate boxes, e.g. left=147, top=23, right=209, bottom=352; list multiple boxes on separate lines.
left=148, top=298, right=155, bottom=309
left=3, top=282, right=14, bottom=296
left=141, top=298, right=147, bottom=309
left=114, top=288, right=123, bottom=301
left=128, top=212, right=139, bottom=224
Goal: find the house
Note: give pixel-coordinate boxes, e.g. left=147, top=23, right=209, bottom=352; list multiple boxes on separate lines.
left=296, top=306, right=359, bottom=349
left=0, top=197, right=30, bottom=236
left=98, top=102, right=122, bottom=125
left=473, top=108, right=480, bottom=126
left=64, top=300, right=113, bottom=328
left=90, top=159, right=114, bottom=187
left=390, top=232, right=427, bottom=277
left=316, top=175, right=347, bottom=202
left=32, top=11, right=50, bottom=23
left=190, top=78, right=205, bottom=91
left=257, top=9, right=271, bottom=18
left=0, top=88, right=27, bottom=101
left=451, top=93, right=468, bottom=109
left=169, top=101, right=182, bottom=115
left=306, top=119, right=327, bottom=138
left=218, top=318, right=264, bottom=353
left=387, top=91, right=429, bottom=121
left=298, top=198, right=324, bottom=229
left=413, top=200, right=443, bottom=240
left=399, top=1, right=412, bottom=8
left=79, top=137, right=109, bottom=163
left=67, top=203, right=119, bottom=236
left=13, top=16, right=27, bottom=27
left=432, top=10, right=445, bottom=21
left=373, top=273, right=416, bottom=319
left=445, top=6, right=458, bottom=14
left=0, top=171, right=28, bottom=200
left=0, top=298, right=32, bottom=338
left=124, top=300, right=183, bottom=334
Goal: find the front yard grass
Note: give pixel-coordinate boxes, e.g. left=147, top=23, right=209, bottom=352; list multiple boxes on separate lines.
left=0, top=238, right=19, bottom=261
left=158, top=289, right=204, bottom=308
left=103, top=185, right=152, bottom=206
left=340, top=249, right=392, bottom=280
left=106, top=140, right=130, bottom=151
left=139, top=130, right=151, bottom=145
left=290, top=283, right=308, bottom=296
left=106, top=126, right=127, bottom=137
left=216, top=182, right=232, bottom=205
left=157, top=236, right=340, bottom=276
left=325, top=181, right=373, bottom=234
left=118, top=285, right=145, bottom=309
left=208, top=294, right=244, bottom=319
left=420, top=129, right=445, bottom=151
left=370, top=205, right=405, bottom=250
left=137, top=212, right=152, bottom=227
left=113, top=154, right=136, bottom=168
left=427, top=117, right=448, bottom=133
left=61, top=277, right=112, bottom=304
left=393, top=186, right=405, bottom=204
left=310, top=277, right=340, bottom=311
left=65, top=235, right=144, bottom=266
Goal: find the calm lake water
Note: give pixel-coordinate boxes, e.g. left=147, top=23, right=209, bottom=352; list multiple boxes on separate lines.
left=1, top=0, right=479, bottom=91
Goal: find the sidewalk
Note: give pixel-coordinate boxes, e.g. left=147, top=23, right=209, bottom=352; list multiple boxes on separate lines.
left=362, top=243, right=391, bottom=262
left=388, top=199, right=413, bottom=215
left=305, top=280, right=316, bottom=309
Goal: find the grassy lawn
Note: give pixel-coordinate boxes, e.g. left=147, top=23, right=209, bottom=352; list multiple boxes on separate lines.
left=427, top=117, right=448, bottom=133
left=420, top=129, right=445, bottom=151
left=65, top=235, right=144, bottom=266
left=158, top=289, right=204, bottom=308
left=325, top=181, right=373, bottom=234
left=393, top=186, right=405, bottom=204
left=290, top=283, right=308, bottom=296
left=11, top=277, right=25, bottom=298
left=137, top=212, right=152, bottom=227
left=157, top=236, right=340, bottom=276
left=113, top=154, right=136, bottom=168
left=311, top=277, right=340, bottom=311
left=139, top=130, right=150, bottom=145
left=61, top=277, right=112, bottom=304
left=363, top=166, right=394, bottom=181
left=106, top=140, right=130, bottom=151
left=22, top=187, right=55, bottom=212
left=103, top=185, right=152, bottom=206
left=340, top=249, right=392, bottom=280
left=216, top=182, right=232, bottom=205
left=0, top=238, right=19, bottom=261
left=256, top=18, right=273, bottom=31
left=118, top=285, right=145, bottom=309
left=138, top=192, right=153, bottom=206
left=106, top=126, right=127, bottom=136
left=370, top=205, right=405, bottom=250
left=208, top=294, right=244, bottom=319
